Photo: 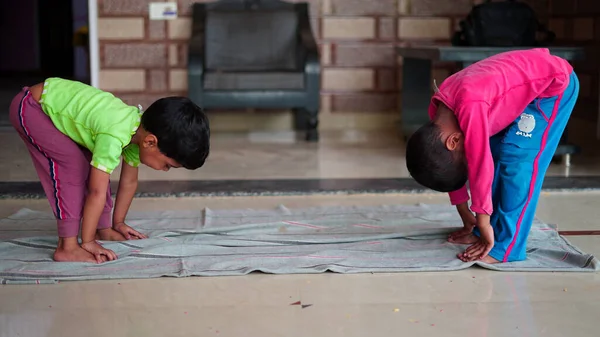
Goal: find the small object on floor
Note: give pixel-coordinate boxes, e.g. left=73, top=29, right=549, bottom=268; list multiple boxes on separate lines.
left=563, top=288, right=568, bottom=292
left=393, top=308, right=400, bottom=312
left=290, top=301, right=301, bottom=306
left=301, top=304, right=312, bottom=309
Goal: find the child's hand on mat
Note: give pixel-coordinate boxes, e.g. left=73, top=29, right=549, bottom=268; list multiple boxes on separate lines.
left=461, top=222, right=495, bottom=262
left=114, top=222, right=148, bottom=240
left=81, top=241, right=118, bottom=264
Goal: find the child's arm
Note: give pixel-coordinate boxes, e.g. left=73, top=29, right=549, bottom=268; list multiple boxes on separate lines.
left=112, top=162, right=146, bottom=239
left=464, top=213, right=494, bottom=260
left=454, top=102, right=495, bottom=260
left=456, top=202, right=476, bottom=229
left=455, top=102, right=494, bottom=217
left=81, top=167, right=118, bottom=263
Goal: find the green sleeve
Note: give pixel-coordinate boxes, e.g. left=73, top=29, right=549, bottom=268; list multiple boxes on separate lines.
left=91, top=134, right=126, bottom=174
left=122, top=144, right=141, bottom=167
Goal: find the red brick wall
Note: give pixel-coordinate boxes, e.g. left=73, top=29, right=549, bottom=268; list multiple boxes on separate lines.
left=321, top=0, right=464, bottom=113
left=97, top=0, right=190, bottom=109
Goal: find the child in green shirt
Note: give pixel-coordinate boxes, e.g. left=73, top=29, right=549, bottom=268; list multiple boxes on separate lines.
left=9, top=78, right=210, bottom=263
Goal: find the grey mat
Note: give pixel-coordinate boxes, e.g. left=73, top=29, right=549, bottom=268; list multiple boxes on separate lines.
left=0, top=204, right=598, bottom=284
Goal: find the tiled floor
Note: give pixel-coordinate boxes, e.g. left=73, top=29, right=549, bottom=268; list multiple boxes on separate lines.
left=1, top=129, right=600, bottom=182
left=1, top=192, right=600, bottom=337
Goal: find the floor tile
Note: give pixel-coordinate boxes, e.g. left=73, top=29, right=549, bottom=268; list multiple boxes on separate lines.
left=1, top=130, right=599, bottom=182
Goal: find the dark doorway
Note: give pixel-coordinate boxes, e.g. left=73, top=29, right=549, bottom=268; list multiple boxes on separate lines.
left=0, top=0, right=79, bottom=79
left=37, top=0, right=75, bottom=78
left=0, top=0, right=89, bottom=126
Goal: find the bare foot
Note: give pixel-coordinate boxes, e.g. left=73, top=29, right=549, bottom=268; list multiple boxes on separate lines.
left=53, top=237, right=97, bottom=263
left=479, top=255, right=500, bottom=264
left=447, top=227, right=474, bottom=242
left=96, top=228, right=126, bottom=241
left=457, top=252, right=501, bottom=263
left=448, top=233, right=479, bottom=245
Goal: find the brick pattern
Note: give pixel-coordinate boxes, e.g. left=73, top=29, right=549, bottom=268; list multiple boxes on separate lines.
left=410, top=0, right=472, bottom=16
left=329, top=0, right=396, bottom=16
left=97, top=0, right=191, bottom=107
left=321, top=0, right=456, bottom=112
left=548, top=0, right=599, bottom=123
left=96, top=0, right=488, bottom=114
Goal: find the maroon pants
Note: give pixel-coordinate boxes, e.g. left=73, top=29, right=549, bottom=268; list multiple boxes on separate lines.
left=10, top=88, right=113, bottom=238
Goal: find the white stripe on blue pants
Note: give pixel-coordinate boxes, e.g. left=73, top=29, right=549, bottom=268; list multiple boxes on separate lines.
left=475, top=71, right=579, bottom=262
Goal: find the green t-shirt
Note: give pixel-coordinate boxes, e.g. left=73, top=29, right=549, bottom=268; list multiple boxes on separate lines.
left=39, top=77, right=142, bottom=174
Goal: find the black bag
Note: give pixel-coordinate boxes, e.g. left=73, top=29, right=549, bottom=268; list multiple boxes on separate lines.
left=452, top=0, right=555, bottom=47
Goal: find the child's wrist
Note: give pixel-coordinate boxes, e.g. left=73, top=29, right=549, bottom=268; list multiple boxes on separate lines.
left=456, top=203, right=472, bottom=217
left=112, top=220, right=125, bottom=227
left=475, top=213, right=491, bottom=228
left=81, top=237, right=96, bottom=245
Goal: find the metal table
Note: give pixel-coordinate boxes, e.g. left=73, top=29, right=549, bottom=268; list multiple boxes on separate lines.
left=397, top=46, right=585, bottom=165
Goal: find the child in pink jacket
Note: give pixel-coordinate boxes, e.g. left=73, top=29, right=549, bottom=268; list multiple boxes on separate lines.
left=406, top=48, right=578, bottom=263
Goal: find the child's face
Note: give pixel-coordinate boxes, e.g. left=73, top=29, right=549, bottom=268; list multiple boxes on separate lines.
left=138, top=134, right=181, bottom=171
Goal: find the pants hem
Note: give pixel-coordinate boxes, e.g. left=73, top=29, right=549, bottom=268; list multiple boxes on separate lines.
left=472, top=231, right=526, bottom=263
left=57, top=219, right=81, bottom=238
left=97, top=211, right=112, bottom=229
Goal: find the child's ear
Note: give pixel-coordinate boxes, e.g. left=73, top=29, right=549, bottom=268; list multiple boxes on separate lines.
left=445, top=132, right=463, bottom=151
left=143, top=134, right=158, bottom=149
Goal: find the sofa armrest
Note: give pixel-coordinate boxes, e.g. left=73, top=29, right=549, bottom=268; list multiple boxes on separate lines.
left=297, top=6, right=319, bottom=74
left=296, top=3, right=320, bottom=106
left=188, top=3, right=207, bottom=73
left=188, top=43, right=205, bottom=78
left=187, top=3, right=208, bottom=100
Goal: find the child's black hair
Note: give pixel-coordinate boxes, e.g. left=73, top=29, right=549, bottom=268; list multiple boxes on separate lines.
left=405, top=121, right=467, bottom=192
left=141, top=97, right=210, bottom=170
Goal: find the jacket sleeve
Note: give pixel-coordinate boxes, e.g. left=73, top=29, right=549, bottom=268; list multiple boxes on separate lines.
left=454, top=101, right=494, bottom=215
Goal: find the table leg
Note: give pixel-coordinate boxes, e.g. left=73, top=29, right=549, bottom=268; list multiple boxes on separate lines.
left=564, top=153, right=571, bottom=167
left=554, top=129, right=579, bottom=166
left=400, top=58, right=432, bottom=139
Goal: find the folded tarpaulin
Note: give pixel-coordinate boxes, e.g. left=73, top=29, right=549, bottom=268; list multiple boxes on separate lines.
left=0, top=204, right=597, bottom=284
